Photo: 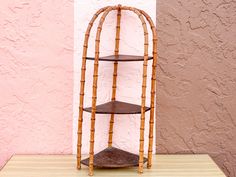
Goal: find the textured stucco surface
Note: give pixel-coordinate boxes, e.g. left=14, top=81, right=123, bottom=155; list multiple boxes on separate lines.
left=73, top=0, right=156, bottom=154
left=156, top=0, right=236, bottom=176
left=0, top=0, right=73, bottom=168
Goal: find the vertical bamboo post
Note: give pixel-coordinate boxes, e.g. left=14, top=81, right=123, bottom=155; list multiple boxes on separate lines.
left=121, top=6, right=149, bottom=173
left=88, top=6, right=116, bottom=176
left=138, top=17, right=149, bottom=174
left=147, top=28, right=157, bottom=169
left=77, top=6, right=109, bottom=170
left=138, top=9, right=158, bottom=169
left=137, top=9, right=157, bottom=169
left=108, top=5, right=121, bottom=147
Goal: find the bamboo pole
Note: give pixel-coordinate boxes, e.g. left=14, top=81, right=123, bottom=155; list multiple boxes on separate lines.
left=108, top=5, right=122, bottom=147
left=77, top=6, right=110, bottom=170
left=88, top=6, right=117, bottom=176
left=137, top=9, right=158, bottom=169
left=121, top=6, right=149, bottom=173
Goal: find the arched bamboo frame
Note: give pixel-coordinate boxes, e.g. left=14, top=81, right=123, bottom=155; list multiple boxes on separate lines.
left=137, top=9, right=158, bottom=169
left=76, top=6, right=110, bottom=170
left=77, top=4, right=157, bottom=176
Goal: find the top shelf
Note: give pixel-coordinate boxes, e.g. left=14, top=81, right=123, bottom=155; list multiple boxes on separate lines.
left=86, top=54, right=153, bottom=62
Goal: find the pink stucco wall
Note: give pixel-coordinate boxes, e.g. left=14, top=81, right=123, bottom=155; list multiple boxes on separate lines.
left=0, top=0, right=73, bottom=168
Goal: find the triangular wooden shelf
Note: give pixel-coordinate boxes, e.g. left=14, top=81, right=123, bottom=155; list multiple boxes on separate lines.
left=83, top=100, right=150, bottom=114
left=81, top=147, right=148, bottom=168
left=86, top=54, right=153, bottom=62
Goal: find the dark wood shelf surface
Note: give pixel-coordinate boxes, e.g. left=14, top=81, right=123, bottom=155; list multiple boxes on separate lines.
left=86, top=54, right=153, bottom=62
left=81, top=147, right=147, bottom=168
left=83, top=100, right=150, bottom=114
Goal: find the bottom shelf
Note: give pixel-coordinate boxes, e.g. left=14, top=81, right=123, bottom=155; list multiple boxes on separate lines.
left=81, top=147, right=147, bottom=168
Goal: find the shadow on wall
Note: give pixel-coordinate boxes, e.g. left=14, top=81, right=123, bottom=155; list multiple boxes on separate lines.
left=156, top=0, right=236, bottom=177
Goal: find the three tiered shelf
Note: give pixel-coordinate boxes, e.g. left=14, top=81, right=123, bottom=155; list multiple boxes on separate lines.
left=77, top=4, right=157, bottom=176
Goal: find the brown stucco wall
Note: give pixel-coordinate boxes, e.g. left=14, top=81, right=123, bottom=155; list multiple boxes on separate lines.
left=156, top=0, right=236, bottom=177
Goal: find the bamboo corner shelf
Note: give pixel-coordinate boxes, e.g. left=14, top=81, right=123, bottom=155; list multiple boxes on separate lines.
left=77, top=4, right=157, bottom=176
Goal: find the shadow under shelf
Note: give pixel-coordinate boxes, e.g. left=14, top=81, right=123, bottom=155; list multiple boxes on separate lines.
left=81, top=147, right=147, bottom=168
left=86, top=54, right=153, bottom=62
left=83, top=100, right=150, bottom=114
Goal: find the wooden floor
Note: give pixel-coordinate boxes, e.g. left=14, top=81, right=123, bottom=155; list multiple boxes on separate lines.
left=0, top=155, right=226, bottom=177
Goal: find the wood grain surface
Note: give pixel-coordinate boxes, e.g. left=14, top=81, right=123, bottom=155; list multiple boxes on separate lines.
left=0, top=155, right=226, bottom=177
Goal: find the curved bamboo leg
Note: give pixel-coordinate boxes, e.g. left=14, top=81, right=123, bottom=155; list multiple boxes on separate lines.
left=108, top=5, right=121, bottom=148
left=137, top=9, right=158, bottom=169
left=138, top=16, right=149, bottom=174
left=88, top=6, right=118, bottom=176
left=121, top=6, right=149, bottom=173
left=77, top=6, right=110, bottom=170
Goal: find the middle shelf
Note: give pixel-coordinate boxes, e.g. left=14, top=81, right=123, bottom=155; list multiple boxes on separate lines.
left=83, top=100, right=150, bottom=114
left=86, top=54, right=153, bottom=62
